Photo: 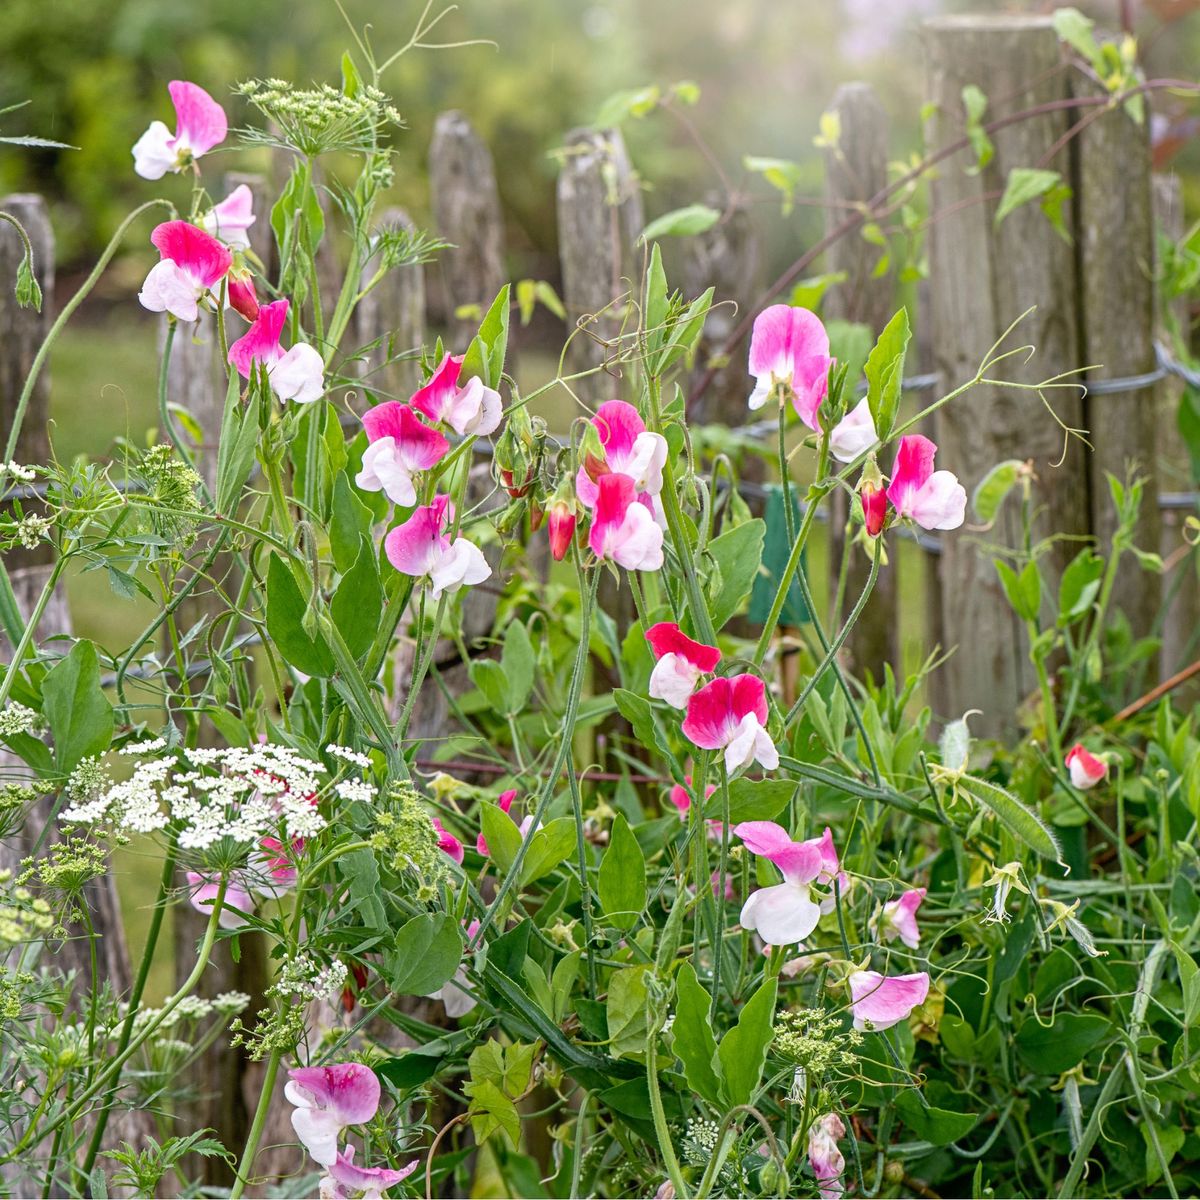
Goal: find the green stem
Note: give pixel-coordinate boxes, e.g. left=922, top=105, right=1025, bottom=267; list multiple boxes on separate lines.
left=0, top=556, right=66, bottom=709
left=645, top=1007, right=689, bottom=1200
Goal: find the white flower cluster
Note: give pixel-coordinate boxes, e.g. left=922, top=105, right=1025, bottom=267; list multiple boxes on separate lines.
left=269, top=953, right=349, bottom=1003
left=61, top=743, right=344, bottom=848
left=326, top=743, right=372, bottom=769
left=15, top=514, right=52, bottom=549
left=1, top=462, right=36, bottom=483
left=0, top=703, right=39, bottom=738
left=130, top=989, right=251, bottom=1030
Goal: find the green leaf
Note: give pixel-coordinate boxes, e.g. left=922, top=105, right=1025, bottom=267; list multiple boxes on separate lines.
left=467, top=1079, right=520, bottom=1146
left=643, top=243, right=669, bottom=347
left=743, top=155, right=804, bottom=215
left=331, top=540, right=383, bottom=659
left=673, top=962, right=723, bottom=1105
left=971, top=459, right=1024, bottom=526
left=956, top=774, right=1063, bottom=863
left=461, top=285, right=511, bottom=389
left=702, top=777, right=795, bottom=824
left=520, top=817, right=577, bottom=885
left=613, top=688, right=675, bottom=764
left=1144, top=1124, right=1185, bottom=1186
left=705, top=519, right=765, bottom=630
left=895, top=1092, right=977, bottom=1145
left=994, top=559, right=1041, bottom=622
left=718, top=975, right=777, bottom=1106
left=330, top=472, right=374, bottom=574
left=42, top=641, right=113, bottom=772
left=598, top=812, right=647, bottom=930
left=480, top=803, right=524, bottom=873
left=863, top=309, right=911, bottom=441
left=501, top=621, right=535, bottom=714
left=640, top=204, right=721, bottom=242
left=383, top=912, right=462, bottom=995
left=470, top=659, right=511, bottom=715
left=215, top=371, right=259, bottom=516
left=961, top=85, right=994, bottom=173
left=1052, top=7, right=1101, bottom=67
left=1058, top=549, right=1104, bottom=628
left=606, top=964, right=651, bottom=1058
left=265, top=554, right=335, bottom=677
left=1015, top=1012, right=1110, bottom=1075
left=995, top=168, right=1064, bottom=226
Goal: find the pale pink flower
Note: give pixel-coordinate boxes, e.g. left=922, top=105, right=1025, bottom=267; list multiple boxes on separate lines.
left=808, top=1112, right=847, bottom=1200
left=886, top=435, right=966, bottom=531
left=733, top=821, right=832, bottom=946
left=200, top=184, right=255, bottom=249
left=667, top=775, right=716, bottom=818
left=284, top=1062, right=381, bottom=1166
left=355, top=402, right=449, bottom=506
left=587, top=473, right=664, bottom=571
left=574, top=400, right=667, bottom=512
left=1065, top=743, right=1107, bottom=790
left=138, top=220, right=232, bottom=323
left=411, top=353, right=501, bottom=437
left=184, top=870, right=255, bottom=929
left=228, top=298, right=324, bottom=404
left=878, top=887, right=926, bottom=950
left=645, top=622, right=720, bottom=709
left=847, top=969, right=930, bottom=1032
left=132, top=81, right=227, bottom=180
left=383, top=495, right=491, bottom=599
left=319, top=1146, right=419, bottom=1200
left=829, top=397, right=878, bottom=463
left=682, top=675, right=777, bottom=773
left=747, top=304, right=833, bottom=428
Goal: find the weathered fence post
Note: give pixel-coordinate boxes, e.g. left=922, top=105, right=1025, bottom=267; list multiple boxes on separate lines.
left=557, top=126, right=645, bottom=405
left=429, top=112, right=507, bottom=347
left=355, top=207, right=426, bottom=397
left=821, top=82, right=900, bottom=680
left=1075, top=72, right=1161, bottom=643
left=924, top=15, right=1088, bottom=737
left=1154, top=173, right=1199, bottom=681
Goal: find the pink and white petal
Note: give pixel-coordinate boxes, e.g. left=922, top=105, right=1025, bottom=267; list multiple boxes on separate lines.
left=748, top=372, right=774, bottom=411
left=138, top=260, right=200, bottom=322
left=446, top=377, right=502, bottom=437
left=429, top=537, right=491, bottom=599
left=625, top=431, right=668, bottom=495
left=289, top=1105, right=342, bottom=1166
left=185, top=871, right=254, bottom=929
left=750, top=719, right=780, bottom=771
left=644, top=622, right=721, bottom=672
left=228, top=298, right=289, bottom=377
left=575, top=466, right=600, bottom=510
left=733, top=820, right=794, bottom=859
left=724, top=712, right=764, bottom=772
left=611, top=502, right=664, bottom=571
left=361, top=400, right=407, bottom=443
left=848, top=970, right=930, bottom=1031
left=593, top=400, right=645, bottom=464
left=203, top=184, right=255, bottom=248
left=886, top=435, right=936, bottom=517
left=806, top=826, right=841, bottom=884
left=808, top=1113, right=847, bottom=1200
left=739, top=881, right=822, bottom=946
left=588, top=472, right=636, bottom=558
left=908, top=470, right=966, bottom=531
left=384, top=507, right=446, bottom=578
left=150, top=220, right=232, bottom=289
left=286, top=1063, right=380, bottom=1126
left=270, top=343, right=325, bottom=404
left=410, top=353, right=464, bottom=424
left=356, top=440, right=415, bottom=504
left=748, top=305, right=829, bottom=377
left=829, top=398, right=878, bottom=463
left=648, top=654, right=701, bottom=709
left=682, top=678, right=735, bottom=750
left=729, top=674, right=769, bottom=725
left=132, top=120, right=177, bottom=180
left=791, top=353, right=833, bottom=431
left=168, top=81, right=228, bottom=157
left=395, top=405, right=451, bottom=470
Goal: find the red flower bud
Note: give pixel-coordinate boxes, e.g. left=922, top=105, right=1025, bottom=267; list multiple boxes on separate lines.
left=582, top=453, right=610, bottom=485
left=548, top=502, right=577, bottom=561
left=228, top=272, right=259, bottom=322
left=862, top=481, right=887, bottom=537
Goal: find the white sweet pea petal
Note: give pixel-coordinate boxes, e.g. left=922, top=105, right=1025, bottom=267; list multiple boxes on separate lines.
left=269, top=343, right=325, bottom=404
left=446, top=376, right=502, bottom=437
left=625, top=431, right=668, bottom=495
left=356, top=438, right=417, bottom=506
left=284, top=1089, right=342, bottom=1167
left=429, top=538, right=491, bottom=600
left=740, top=881, right=822, bottom=946
left=132, top=121, right=177, bottom=180
left=723, top=712, right=778, bottom=773
left=648, top=653, right=700, bottom=709
left=829, top=398, right=878, bottom=463
left=748, top=373, right=773, bottom=410
left=138, top=260, right=202, bottom=322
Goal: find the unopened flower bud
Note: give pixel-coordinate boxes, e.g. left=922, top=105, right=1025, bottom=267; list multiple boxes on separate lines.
left=862, top=481, right=887, bottom=537
left=548, top=500, right=577, bottom=561
left=228, top=269, right=259, bottom=322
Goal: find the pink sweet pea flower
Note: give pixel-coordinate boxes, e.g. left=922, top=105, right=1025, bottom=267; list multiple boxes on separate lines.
left=1065, top=743, right=1107, bottom=790
left=185, top=870, right=255, bottom=929
left=132, top=81, right=228, bottom=180
left=200, top=184, right=255, bottom=249
left=320, top=1146, right=419, bottom=1200
left=411, top=353, right=502, bottom=437
left=886, top=435, right=966, bottom=531
left=284, top=1062, right=381, bottom=1166
left=847, top=969, right=930, bottom=1032
left=248, top=836, right=303, bottom=896
left=476, top=789, right=517, bottom=857
left=878, top=887, right=925, bottom=950
left=588, top=473, right=664, bottom=571
left=383, top=495, right=491, bottom=599
left=574, top=401, right=667, bottom=512
left=645, top=622, right=720, bottom=709
left=228, top=298, right=325, bottom=404
left=355, top=402, right=450, bottom=506
left=668, top=775, right=717, bottom=817
left=427, top=919, right=480, bottom=1018
left=807, top=1112, right=847, bottom=1200
left=682, top=675, right=778, bottom=773
left=747, top=305, right=833, bottom=428
left=734, top=821, right=828, bottom=945
left=432, top=817, right=464, bottom=865
left=829, top=397, right=878, bottom=463
left=138, top=220, right=232, bottom=323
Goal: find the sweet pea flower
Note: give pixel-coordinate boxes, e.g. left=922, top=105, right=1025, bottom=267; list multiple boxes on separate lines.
left=588, top=473, right=664, bottom=571
left=132, top=81, right=227, bottom=180
left=682, top=675, right=778, bottom=773
left=645, top=622, right=720, bottom=709
left=807, top=1112, right=847, bottom=1200
left=138, top=221, right=232, bottom=323
left=734, top=821, right=834, bottom=945
left=411, top=353, right=501, bottom=437
left=355, top=402, right=450, bottom=506
left=427, top=919, right=480, bottom=1018
left=829, top=398, right=878, bottom=463
left=228, top=298, right=325, bottom=404
left=185, top=871, right=255, bottom=929
left=574, top=401, right=667, bottom=512
left=877, top=887, right=926, bottom=950
left=200, top=184, right=255, bottom=249
left=747, top=304, right=833, bottom=428
left=667, top=776, right=716, bottom=817
left=284, top=1062, right=381, bottom=1166
left=847, top=970, right=930, bottom=1032
left=432, top=817, right=464, bottom=865
left=319, top=1147, right=419, bottom=1200
left=383, top=495, right=491, bottom=599
left=1066, top=743, right=1107, bottom=790
left=547, top=498, right=577, bottom=561
left=248, top=835, right=303, bottom=896
left=886, top=435, right=966, bottom=531
left=476, top=789, right=518, bottom=857
left=226, top=269, right=259, bottom=322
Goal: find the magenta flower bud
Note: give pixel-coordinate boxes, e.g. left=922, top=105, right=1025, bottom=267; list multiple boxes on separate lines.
left=227, top=271, right=259, bottom=322
left=548, top=502, right=576, bottom=561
